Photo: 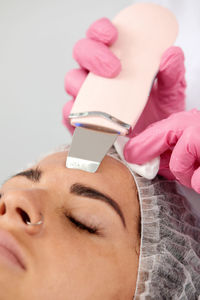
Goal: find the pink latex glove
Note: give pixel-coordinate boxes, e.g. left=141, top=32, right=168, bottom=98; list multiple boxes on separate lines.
left=63, top=18, right=120, bottom=134
left=124, top=109, right=200, bottom=193
left=62, top=17, right=186, bottom=135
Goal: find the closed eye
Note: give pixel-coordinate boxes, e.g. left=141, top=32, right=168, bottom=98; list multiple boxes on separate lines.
left=66, top=214, right=99, bottom=235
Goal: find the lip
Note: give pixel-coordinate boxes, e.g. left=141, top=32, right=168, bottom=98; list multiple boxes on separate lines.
left=0, top=229, right=27, bottom=270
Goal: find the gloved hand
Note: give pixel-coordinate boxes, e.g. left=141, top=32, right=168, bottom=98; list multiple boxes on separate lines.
left=124, top=109, right=200, bottom=193
left=62, top=17, right=186, bottom=135
left=62, top=18, right=120, bottom=134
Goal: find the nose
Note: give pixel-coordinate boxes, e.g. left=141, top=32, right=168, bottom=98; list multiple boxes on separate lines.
left=0, top=189, right=45, bottom=234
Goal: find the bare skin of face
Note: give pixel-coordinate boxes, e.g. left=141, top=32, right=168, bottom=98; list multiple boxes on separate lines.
left=0, top=151, right=140, bottom=300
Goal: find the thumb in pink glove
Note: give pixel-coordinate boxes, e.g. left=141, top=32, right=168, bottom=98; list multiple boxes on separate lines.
left=124, top=109, right=200, bottom=194
left=62, top=17, right=186, bottom=136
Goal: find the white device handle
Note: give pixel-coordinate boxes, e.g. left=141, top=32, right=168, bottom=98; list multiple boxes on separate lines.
left=68, top=3, right=178, bottom=178
left=70, top=3, right=178, bottom=135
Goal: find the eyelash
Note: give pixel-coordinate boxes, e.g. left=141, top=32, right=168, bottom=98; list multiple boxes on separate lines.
left=64, top=212, right=99, bottom=235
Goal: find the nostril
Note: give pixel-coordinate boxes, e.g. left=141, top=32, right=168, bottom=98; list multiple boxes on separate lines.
left=0, top=202, right=6, bottom=215
left=0, top=194, right=6, bottom=215
left=16, top=208, right=30, bottom=224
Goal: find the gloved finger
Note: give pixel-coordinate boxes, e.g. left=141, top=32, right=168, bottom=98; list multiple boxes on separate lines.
left=156, top=46, right=186, bottom=115
left=124, top=118, right=181, bottom=164
left=158, top=46, right=185, bottom=89
left=191, top=167, right=200, bottom=194
left=86, top=18, right=118, bottom=46
left=169, top=126, right=200, bottom=188
left=73, top=38, right=121, bottom=78
left=158, top=149, right=176, bottom=180
left=62, top=99, right=75, bottom=135
left=64, top=68, right=88, bottom=98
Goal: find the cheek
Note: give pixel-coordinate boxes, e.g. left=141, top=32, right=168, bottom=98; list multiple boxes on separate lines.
left=32, top=230, right=129, bottom=299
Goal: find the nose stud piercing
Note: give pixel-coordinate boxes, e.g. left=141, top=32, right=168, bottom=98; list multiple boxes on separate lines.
left=26, top=213, right=44, bottom=226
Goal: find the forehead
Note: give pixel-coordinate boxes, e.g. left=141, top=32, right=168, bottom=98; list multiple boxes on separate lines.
left=36, top=151, right=137, bottom=207
left=38, top=151, right=124, bottom=169
left=38, top=151, right=132, bottom=181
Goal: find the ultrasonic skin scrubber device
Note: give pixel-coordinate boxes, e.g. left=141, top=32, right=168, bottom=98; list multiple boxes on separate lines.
left=66, top=3, right=178, bottom=174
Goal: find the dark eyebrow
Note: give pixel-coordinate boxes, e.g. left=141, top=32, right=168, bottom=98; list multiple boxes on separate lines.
left=70, top=183, right=126, bottom=228
left=12, top=167, right=42, bottom=182
left=9, top=172, right=126, bottom=228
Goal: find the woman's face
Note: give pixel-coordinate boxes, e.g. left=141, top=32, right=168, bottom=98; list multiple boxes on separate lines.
left=0, top=151, right=140, bottom=300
